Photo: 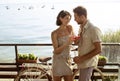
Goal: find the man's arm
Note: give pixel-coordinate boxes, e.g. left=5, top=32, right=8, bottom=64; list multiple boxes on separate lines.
left=73, top=42, right=101, bottom=64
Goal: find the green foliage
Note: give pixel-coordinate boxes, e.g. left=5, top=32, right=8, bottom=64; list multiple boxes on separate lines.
left=28, top=53, right=37, bottom=60
left=103, top=76, right=117, bottom=81
left=102, top=29, right=120, bottom=43
left=99, top=55, right=107, bottom=61
left=18, top=53, right=37, bottom=60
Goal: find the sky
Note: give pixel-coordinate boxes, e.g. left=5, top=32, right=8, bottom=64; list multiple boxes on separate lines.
left=0, top=0, right=120, bottom=33
left=0, top=0, right=120, bottom=4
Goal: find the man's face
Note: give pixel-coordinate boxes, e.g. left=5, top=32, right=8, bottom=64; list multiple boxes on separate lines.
left=74, top=13, right=83, bottom=25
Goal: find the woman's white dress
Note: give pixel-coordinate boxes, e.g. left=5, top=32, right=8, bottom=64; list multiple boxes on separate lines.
left=52, top=35, right=72, bottom=76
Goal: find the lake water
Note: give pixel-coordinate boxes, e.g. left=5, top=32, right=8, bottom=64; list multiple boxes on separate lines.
left=0, top=1, right=120, bottom=63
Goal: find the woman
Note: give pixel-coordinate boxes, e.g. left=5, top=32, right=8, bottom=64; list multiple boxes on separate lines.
left=51, top=10, right=75, bottom=81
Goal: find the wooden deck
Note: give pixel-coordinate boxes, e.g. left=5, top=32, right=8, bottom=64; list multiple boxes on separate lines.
left=91, top=63, right=119, bottom=81
left=0, top=63, right=119, bottom=81
left=0, top=63, right=18, bottom=78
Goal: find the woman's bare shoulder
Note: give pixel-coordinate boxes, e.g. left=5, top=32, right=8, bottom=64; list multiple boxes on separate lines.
left=67, top=25, right=73, bottom=30
left=51, top=29, right=59, bottom=36
left=67, top=24, right=73, bottom=32
left=67, top=24, right=72, bottom=28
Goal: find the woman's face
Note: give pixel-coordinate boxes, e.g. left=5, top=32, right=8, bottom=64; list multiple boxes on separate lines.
left=60, top=15, right=71, bottom=25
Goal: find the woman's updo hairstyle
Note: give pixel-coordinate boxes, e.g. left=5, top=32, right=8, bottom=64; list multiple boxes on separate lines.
left=56, top=10, right=71, bottom=26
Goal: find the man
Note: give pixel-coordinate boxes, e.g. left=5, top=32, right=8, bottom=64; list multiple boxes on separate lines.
left=73, top=6, right=102, bottom=81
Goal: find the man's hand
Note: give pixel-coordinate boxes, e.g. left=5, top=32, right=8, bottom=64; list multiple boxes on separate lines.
left=73, top=55, right=85, bottom=64
left=73, top=56, right=80, bottom=64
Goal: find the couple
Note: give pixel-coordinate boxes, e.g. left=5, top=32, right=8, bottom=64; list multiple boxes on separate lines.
left=51, top=6, right=102, bottom=81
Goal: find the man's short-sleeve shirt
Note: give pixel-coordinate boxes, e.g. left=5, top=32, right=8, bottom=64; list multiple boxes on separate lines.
left=78, top=21, right=102, bottom=68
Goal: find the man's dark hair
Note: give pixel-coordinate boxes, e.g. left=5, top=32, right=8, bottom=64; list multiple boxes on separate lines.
left=73, top=6, right=87, bottom=18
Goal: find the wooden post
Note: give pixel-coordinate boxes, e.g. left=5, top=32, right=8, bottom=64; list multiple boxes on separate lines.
left=15, top=45, right=19, bottom=68
left=118, top=64, right=120, bottom=81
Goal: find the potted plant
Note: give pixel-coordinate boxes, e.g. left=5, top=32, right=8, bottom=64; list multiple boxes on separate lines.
left=98, top=55, right=107, bottom=66
left=17, top=53, right=37, bottom=63
left=104, top=76, right=117, bottom=81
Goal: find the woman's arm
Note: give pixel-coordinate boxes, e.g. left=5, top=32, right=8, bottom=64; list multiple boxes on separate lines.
left=51, top=31, right=72, bottom=54
left=68, top=25, right=79, bottom=45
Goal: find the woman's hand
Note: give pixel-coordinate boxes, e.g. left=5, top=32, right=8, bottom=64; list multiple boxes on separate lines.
left=73, top=36, right=80, bottom=40
left=73, top=36, right=80, bottom=45
left=68, top=35, right=76, bottom=44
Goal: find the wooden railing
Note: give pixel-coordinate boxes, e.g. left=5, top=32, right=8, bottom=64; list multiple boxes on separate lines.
left=0, top=43, right=120, bottom=63
left=0, top=43, right=120, bottom=80
left=0, top=44, right=52, bottom=67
